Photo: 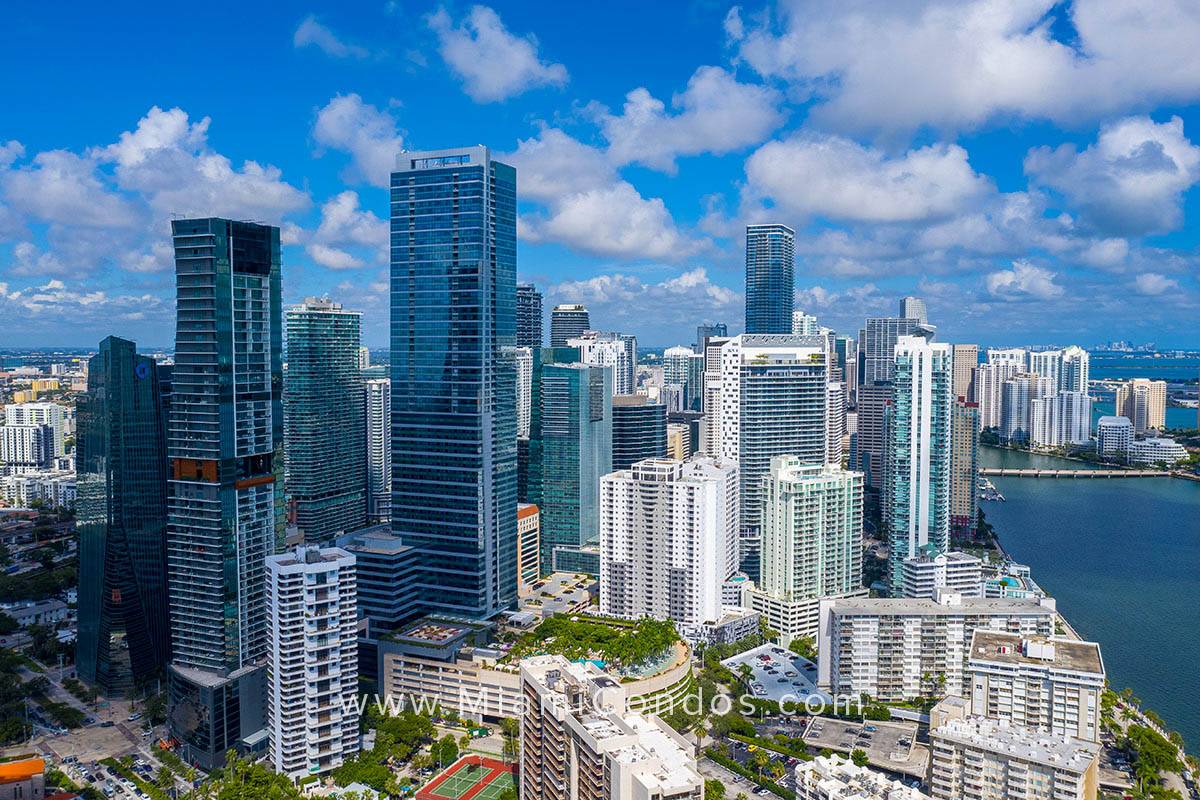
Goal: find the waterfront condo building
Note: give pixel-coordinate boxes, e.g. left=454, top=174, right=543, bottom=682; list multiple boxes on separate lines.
left=1127, top=436, right=1188, bottom=466
left=928, top=714, right=1099, bottom=800
left=516, top=283, right=543, bottom=348
left=599, top=457, right=738, bottom=639
left=971, top=361, right=1019, bottom=430
left=712, top=334, right=830, bottom=580
left=745, top=223, right=795, bottom=334
left=987, top=347, right=1029, bottom=371
left=532, top=362, right=612, bottom=574
left=284, top=297, right=366, bottom=542
left=1000, top=373, right=1055, bottom=444
left=1095, top=416, right=1134, bottom=458
left=949, top=398, right=980, bottom=539
left=816, top=593, right=1058, bottom=702
left=884, top=335, right=953, bottom=594
left=967, top=630, right=1105, bottom=742
left=390, top=146, right=518, bottom=617
left=75, top=336, right=170, bottom=694
left=364, top=378, right=391, bottom=522
left=747, top=458, right=866, bottom=644
left=549, top=303, right=590, bottom=347
left=611, top=395, right=667, bottom=469
left=520, top=655, right=703, bottom=800
left=166, top=218, right=284, bottom=770
left=1115, top=378, right=1166, bottom=432
left=852, top=316, right=928, bottom=486
left=900, top=548, right=982, bottom=599
left=1031, top=391, right=1093, bottom=448
left=266, top=546, right=359, bottom=779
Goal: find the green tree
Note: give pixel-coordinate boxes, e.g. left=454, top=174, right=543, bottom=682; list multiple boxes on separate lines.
left=851, top=748, right=870, bottom=767
left=704, top=778, right=726, bottom=800
left=752, top=748, right=769, bottom=778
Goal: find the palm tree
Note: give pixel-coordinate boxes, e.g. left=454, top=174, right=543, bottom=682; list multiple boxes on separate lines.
left=753, top=749, right=769, bottom=778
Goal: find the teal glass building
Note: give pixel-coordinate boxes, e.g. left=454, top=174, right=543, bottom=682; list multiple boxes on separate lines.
left=390, top=147, right=519, bottom=617
left=166, top=218, right=283, bottom=770
left=284, top=298, right=366, bottom=542
left=611, top=396, right=667, bottom=470
left=745, top=223, right=795, bottom=334
left=76, top=336, right=170, bottom=694
left=532, top=363, right=612, bottom=573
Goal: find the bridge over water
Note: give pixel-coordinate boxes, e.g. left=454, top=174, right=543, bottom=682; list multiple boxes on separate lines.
left=979, top=468, right=1169, bottom=478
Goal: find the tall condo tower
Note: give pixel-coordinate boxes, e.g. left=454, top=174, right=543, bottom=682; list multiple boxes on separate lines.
left=76, top=336, right=170, bottom=694
left=516, top=283, right=544, bottom=348
left=745, top=223, right=795, bottom=334
left=284, top=297, right=366, bottom=542
left=364, top=379, right=392, bottom=522
left=550, top=304, right=590, bottom=347
left=884, top=334, right=953, bottom=594
left=390, top=146, right=518, bottom=617
left=165, top=218, right=284, bottom=771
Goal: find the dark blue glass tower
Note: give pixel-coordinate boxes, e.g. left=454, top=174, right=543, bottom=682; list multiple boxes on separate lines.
left=76, top=336, right=170, bottom=694
left=745, top=223, right=795, bottom=334
left=390, top=147, right=518, bottom=616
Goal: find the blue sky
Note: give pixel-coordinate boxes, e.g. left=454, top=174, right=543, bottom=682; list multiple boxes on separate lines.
left=2, top=0, right=1200, bottom=349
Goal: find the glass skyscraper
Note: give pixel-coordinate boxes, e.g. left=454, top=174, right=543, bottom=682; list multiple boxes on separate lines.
left=533, top=363, right=612, bottom=573
left=284, top=297, right=366, bottom=542
left=76, top=336, right=170, bottom=694
left=883, top=334, right=953, bottom=594
left=745, top=224, right=795, bottom=334
left=390, top=146, right=518, bottom=617
left=516, top=283, right=543, bottom=348
left=611, top=395, right=666, bottom=470
left=549, top=304, right=590, bottom=347
left=166, top=218, right=284, bottom=771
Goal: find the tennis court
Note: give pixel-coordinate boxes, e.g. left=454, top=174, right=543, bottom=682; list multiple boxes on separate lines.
left=416, top=755, right=515, bottom=800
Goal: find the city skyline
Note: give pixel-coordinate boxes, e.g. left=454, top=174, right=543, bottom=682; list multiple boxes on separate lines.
left=1, top=2, right=1199, bottom=349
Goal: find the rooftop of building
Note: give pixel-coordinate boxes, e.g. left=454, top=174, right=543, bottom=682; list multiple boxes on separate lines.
left=969, top=630, right=1104, bottom=675
left=0, top=758, right=43, bottom=783
left=613, top=455, right=736, bottom=484
left=517, top=502, right=539, bottom=519
left=797, top=755, right=929, bottom=799
left=268, top=544, right=353, bottom=568
left=903, top=548, right=981, bottom=566
left=932, top=716, right=1099, bottom=770
left=828, top=592, right=1055, bottom=616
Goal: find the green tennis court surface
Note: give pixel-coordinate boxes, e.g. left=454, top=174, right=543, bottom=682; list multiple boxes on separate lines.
left=416, top=756, right=515, bottom=800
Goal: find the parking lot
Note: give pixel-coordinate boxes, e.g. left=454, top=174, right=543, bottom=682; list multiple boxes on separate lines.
left=720, top=643, right=830, bottom=705
left=801, top=716, right=928, bottom=777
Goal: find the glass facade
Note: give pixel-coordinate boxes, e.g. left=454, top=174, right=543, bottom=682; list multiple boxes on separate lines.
left=284, top=298, right=366, bottom=541
left=611, top=397, right=667, bottom=470
left=166, top=218, right=283, bottom=770
left=745, top=224, right=795, bottom=335
left=516, top=283, right=543, bottom=348
left=390, top=146, right=518, bottom=617
left=533, top=363, right=611, bottom=573
left=76, top=336, right=170, bottom=694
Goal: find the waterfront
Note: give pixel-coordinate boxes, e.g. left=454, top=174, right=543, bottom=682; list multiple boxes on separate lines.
left=980, top=445, right=1200, bottom=749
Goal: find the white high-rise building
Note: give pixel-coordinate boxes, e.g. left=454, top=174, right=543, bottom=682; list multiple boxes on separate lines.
left=364, top=379, right=391, bottom=521
left=748, top=458, right=866, bottom=643
left=1032, top=390, right=1093, bottom=447
left=1060, top=345, right=1090, bottom=393
left=968, top=630, right=1105, bottom=742
left=599, top=457, right=737, bottom=639
left=986, top=348, right=1028, bottom=371
left=1095, top=416, right=1133, bottom=457
left=928, top=714, right=1100, bottom=800
left=1115, top=378, right=1166, bottom=432
left=1000, top=373, right=1055, bottom=444
left=714, top=334, right=830, bottom=580
left=0, top=424, right=55, bottom=471
left=972, top=362, right=1018, bottom=429
left=1028, top=350, right=1062, bottom=388
left=792, top=310, right=818, bottom=335
left=569, top=331, right=637, bottom=395
left=266, top=546, right=359, bottom=780
left=901, top=549, right=982, bottom=599
left=516, top=347, right=533, bottom=438
left=826, top=382, right=845, bottom=466
left=4, top=403, right=66, bottom=457
left=884, top=335, right=953, bottom=594
left=899, top=296, right=928, bottom=324
left=817, top=593, right=1058, bottom=702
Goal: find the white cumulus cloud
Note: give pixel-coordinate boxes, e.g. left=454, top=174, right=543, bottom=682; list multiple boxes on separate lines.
left=313, top=94, right=405, bottom=188
left=293, top=15, right=369, bottom=58
left=1132, top=272, right=1179, bottom=295
left=985, top=261, right=1064, bottom=301
left=428, top=5, right=568, bottom=103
